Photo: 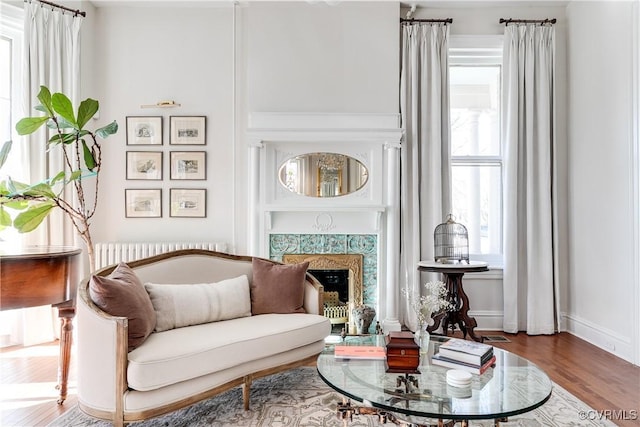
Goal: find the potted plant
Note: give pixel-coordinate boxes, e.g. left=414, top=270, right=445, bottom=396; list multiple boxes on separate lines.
left=0, top=86, right=118, bottom=272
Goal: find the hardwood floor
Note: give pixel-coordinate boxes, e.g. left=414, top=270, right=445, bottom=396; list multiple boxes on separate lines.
left=0, top=342, right=77, bottom=427
left=488, top=332, right=640, bottom=427
left=0, top=332, right=638, bottom=426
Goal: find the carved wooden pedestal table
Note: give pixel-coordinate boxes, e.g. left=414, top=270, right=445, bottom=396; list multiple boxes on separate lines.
left=417, top=261, right=489, bottom=343
left=0, top=245, right=81, bottom=404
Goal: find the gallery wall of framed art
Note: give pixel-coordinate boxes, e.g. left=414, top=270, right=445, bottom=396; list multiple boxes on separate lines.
left=124, top=115, right=208, bottom=218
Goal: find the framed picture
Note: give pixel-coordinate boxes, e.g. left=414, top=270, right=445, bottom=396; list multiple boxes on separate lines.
left=170, top=151, right=206, bottom=180
left=170, top=116, right=206, bottom=145
left=126, top=116, right=163, bottom=145
left=126, top=151, right=163, bottom=180
left=170, top=188, right=206, bottom=218
left=125, top=189, right=162, bottom=218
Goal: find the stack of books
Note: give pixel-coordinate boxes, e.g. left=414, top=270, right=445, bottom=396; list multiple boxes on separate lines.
left=431, top=338, right=496, bottom=375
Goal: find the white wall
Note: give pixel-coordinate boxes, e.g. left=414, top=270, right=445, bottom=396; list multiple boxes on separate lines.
left=246, top=1, right=399, bottom=113
left=90, top=5, right=236, bottom=246
left=234, top=1, right=400, bottom=254
left=565, top=1, right=638, bottom=363
left=88, top=1, right=400, bottom=254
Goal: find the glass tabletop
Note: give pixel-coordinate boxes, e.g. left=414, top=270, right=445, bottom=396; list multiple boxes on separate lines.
left=317, top=335, right=552, bottom=422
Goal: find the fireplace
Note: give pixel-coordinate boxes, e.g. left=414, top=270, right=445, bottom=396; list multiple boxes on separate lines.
left=309, top=269, right=349, bottom=302
left=283, top=253, right=363, bottom=332
left=247, top=112, right=404, bottom=334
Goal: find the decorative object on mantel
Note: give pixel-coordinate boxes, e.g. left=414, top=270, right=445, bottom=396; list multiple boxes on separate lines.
left=140, top=100, right=181, bottom=108
left=0, top=86, right=118, bottom=272
left=434, top=213, right=469, bottom=264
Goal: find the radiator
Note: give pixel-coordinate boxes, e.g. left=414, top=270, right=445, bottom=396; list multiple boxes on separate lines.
left=94, top=242, right=226, bottom=270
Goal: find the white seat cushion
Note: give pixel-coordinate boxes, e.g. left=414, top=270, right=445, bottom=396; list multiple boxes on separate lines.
left=127, top=313, right=330, bottom=391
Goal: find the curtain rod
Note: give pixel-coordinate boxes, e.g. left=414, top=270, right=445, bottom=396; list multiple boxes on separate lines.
left=25, top=0, right=86, bottom=17
left=499, top=18, right=556, bottom=25
left=401, top=18, right=453, bottom=24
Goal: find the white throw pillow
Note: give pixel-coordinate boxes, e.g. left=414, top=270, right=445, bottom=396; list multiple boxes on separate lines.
left=144, top=275, right=251, bottom=332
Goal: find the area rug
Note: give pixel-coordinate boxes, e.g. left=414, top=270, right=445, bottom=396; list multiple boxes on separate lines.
left=49, top=367, right=615, bottom=427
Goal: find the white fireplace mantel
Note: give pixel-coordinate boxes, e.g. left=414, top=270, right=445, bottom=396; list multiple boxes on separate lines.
left=246, top=112, right=403, bottom=333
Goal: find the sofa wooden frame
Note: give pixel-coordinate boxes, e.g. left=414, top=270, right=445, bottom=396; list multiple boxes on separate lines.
left=77, top=249, right=325, bottom=426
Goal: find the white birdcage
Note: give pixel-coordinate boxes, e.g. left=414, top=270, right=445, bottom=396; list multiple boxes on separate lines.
left=434, top=214, right=469, bottom=264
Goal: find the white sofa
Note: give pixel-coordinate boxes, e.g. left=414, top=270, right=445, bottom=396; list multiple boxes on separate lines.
left=76, top=249, right=331, bottom=426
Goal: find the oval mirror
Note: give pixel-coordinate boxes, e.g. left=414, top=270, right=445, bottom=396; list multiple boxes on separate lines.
left=279, top=152, right=369, bottom=198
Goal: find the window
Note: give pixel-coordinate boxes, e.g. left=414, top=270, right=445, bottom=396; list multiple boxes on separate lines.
left=0, top=36, right=11, bottom=143
left=0, top=3, right=24, bottom=246
left=449, top=37, right=503, bottom=266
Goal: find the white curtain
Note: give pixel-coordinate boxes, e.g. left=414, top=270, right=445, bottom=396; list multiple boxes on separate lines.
left=502, top=24, right=559, bottom=334
left=13, top=1, right=83, bottom=346
left=399, top=23, right=452, bottom=332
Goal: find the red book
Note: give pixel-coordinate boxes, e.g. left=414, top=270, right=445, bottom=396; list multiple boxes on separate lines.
left=334, top=345, right=386, bottom=360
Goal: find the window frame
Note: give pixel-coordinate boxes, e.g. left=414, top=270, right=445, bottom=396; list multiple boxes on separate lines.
left=449, top=35, right=504, bottom=268
left=0, top=3, right=24, bottom=247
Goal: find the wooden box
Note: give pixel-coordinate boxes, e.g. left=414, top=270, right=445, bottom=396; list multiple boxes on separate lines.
left=385, top=331, right=420, bottom=373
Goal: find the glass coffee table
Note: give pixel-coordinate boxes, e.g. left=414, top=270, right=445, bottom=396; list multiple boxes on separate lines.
left=317, top=335, right=552, bottom=427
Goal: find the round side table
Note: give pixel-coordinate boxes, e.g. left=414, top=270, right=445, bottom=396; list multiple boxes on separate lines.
left=417, top=260, right=488, bottom=342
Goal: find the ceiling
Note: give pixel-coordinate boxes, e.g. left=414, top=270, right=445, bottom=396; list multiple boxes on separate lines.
left=88, top=0, right=570, bottom=8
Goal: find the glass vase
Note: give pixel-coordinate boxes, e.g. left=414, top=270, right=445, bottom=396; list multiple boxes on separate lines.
left=414, top=322, right=431, bottom=360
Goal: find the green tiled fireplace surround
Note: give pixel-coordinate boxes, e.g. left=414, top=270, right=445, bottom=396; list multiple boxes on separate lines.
left=269, top=234, right=377, bottom=307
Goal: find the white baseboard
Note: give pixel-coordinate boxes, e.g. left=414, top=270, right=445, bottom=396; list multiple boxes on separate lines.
left=467, top=310, right=504, bottom=331
left=437, top=310, right=637, bottom=365
left=561, top=312, right=635, bottom=364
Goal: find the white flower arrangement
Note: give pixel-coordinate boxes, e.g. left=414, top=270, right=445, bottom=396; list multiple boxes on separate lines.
left=403, top=281, right=453, bottom=328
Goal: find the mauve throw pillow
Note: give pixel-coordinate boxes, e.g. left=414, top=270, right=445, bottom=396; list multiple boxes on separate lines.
left=89, top=263, right=156, bottom=351
left=250, top=258, right=309, bottom=315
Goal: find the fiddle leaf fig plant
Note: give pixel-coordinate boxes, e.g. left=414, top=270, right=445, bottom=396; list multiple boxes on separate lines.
left=0, top=85, right=118, bottom=272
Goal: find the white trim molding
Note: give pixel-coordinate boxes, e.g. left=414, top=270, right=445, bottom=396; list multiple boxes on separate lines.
left=464, top=268, right=503, bottom=281
left=563, top=312, right=635, bottom=364
left=467, top=310, right=505, bottom=331
left=632, top=0, right=640, bottom=366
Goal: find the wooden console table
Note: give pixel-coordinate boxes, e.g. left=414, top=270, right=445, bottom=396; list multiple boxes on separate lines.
left=0, top=245, right=82, bottom=404
left=417, top=260, right=488, bottom=342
